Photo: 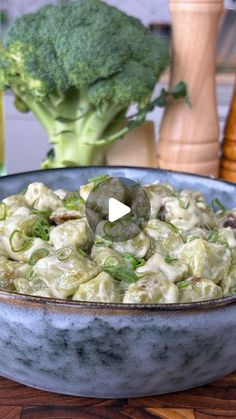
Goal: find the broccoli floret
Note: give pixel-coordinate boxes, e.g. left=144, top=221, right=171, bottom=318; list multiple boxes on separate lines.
left=0, top=0, right=169, bottom=167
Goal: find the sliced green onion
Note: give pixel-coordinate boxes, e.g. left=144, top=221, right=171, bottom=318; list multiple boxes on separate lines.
left=103, top=265, right=139, bottom=283
left=94, top=238, right=105, bottom=247
left=29, top=248, right=50, bottom=266
left=207, top=229, right=219, bottom=243
left=177, top=280, right=190, bottom=289
left=56, top=246, right=73, bottom=261
left=31, top=208, right=52, bottom=218
left=164, top=255, right=178, bottom=264
left=188, top=235, right=201, bottom=242
left=104, top=256, right=120, bottom=267
left=165, top=221, right=179, bottom=233
left=177, top=197, right=190, bottom=210
left=25, top=266, right=33, bottom=280
left=218, top=240, right=229, bottom=247
left=9, top=230, right=32, bottom=252
left=88, top=174, right=110, bottom=187
left=64, top=191, right=84, bottom=210
left=0, top=202, right=7, bottom=220
left=123, top=253, right=145, bottom=270
left=32, top=219, right=50, bottom=241
left=94, top=237, right=112, bottom=247
left=78, top=248, right=87, bottom=257
left=211, top=198, right=227, bottom=215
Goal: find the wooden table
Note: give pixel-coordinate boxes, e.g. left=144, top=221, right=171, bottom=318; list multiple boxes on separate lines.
left=1, top=373, right=236, bottom=418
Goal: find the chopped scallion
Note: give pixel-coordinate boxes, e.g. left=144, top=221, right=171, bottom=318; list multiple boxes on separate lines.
left=56, top=246, right=73, bottom=261
left=0, top=202, right=7, bottom=220
left=177, top=280, right=189, bottom=289
left=188, top=235, right=201, bottom=242
left=32, top=219, right=50, bottom=241
left=211, top=198, right=227, bottom=215
left=164, top=255, right=178, bottom=264
left=123, top=253, right=145, bottom=269
left=88, top=174, right=110, bottom=187
left=207, top=229, right=219, bottom=243
left=177, top=197, right=190, bottom=210
left=103, top=256, right=120, bottom=267
left=32, top=208, right=52, bottom=218
left=29, top=248, right=50, bottom=266
left=9, top=230, right=32, bottom=252
left=165, top=221, right=179, bottom=233
left=78, top=248, right=87, bottom=257
left=103, top=265, right=139, bottom=283
left=64, top=191, right=84, bottom=210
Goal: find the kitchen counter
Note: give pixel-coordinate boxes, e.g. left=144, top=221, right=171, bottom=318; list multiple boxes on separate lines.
left=0, top=372, right=236, bottom=418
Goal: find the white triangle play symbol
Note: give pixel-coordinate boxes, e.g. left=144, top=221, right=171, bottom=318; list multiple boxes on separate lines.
left=108, top=197, right=131, bottom=223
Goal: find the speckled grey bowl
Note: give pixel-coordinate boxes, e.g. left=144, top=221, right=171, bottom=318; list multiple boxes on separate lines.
left=0, top=166, right=236, bottom=398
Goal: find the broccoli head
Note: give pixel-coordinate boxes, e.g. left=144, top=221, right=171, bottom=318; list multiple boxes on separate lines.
left=1, top=0, right=169, bottom=167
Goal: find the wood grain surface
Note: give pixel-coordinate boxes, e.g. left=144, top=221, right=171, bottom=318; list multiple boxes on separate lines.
left=157, top=0, right=223, bottom=177
left=0, top=372, right=236, bottom=418
left=220, top=79, right=236, bottom=182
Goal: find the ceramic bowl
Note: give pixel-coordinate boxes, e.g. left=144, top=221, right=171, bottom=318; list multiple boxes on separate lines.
left=0, top=166, right=236, bottom=398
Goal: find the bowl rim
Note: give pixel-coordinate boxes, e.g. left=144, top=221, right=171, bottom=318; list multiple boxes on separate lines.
left=0, top=289, right=236, bottom=313
left=1, top=165, right=236, bottom=313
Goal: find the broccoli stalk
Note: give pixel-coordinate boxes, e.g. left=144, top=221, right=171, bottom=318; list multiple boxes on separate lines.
left=0, top=0, right=186, bottom=168
left=15, top=87, right=125, bottom=167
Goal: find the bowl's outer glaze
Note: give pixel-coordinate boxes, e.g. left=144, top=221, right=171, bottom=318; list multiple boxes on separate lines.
left=0, top=166, right=236, bottom=398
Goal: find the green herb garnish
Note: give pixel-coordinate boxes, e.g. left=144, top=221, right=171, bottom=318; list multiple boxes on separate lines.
left=123, top=253, right=145, bottom=269
left=188, top=235, right=201, bottom=242
left=0, top=202, right=7, bottom=220
left=88, top=174, right=110, bottom=188
left=32, top=208, right=52, bottom=218
left=103, top=256, right=120, bottom=267
left=165, top=221, right=179, bottom=233
left=207, top=229, right=219, bottom=243
left=56, top=246, right=73, bottom=261
left=64, top=191, right=84, bottom=210
left=94, top=237, right=112, bottom=247
left=9, top=230, right=32, bottom=252
left=164, top=255, right=178, bottom=264
left=32, top=219, right=50, bottom=241
left=29, top=248, right=50, bottom=266
left=177, top=280, right=190, bottom=289
left=177, top=197, right=190, bottom=210
left=103, top=265, right=139, bottom=283
left=78, top=248, right=87, bottom=257
left=211, top=198, right=227, bottom=216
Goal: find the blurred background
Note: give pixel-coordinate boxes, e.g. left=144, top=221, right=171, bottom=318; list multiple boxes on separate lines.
left=0, top=0, right=236, bottom=173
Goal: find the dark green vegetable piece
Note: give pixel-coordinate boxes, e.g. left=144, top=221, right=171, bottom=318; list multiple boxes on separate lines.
left=29, top=248, right=50, bottom=265
left=32, top=208, right=52, bottom=218
left=64, top=191, right=84, bottom=210
left=32, top=219, right=50, bottom=241
left=123, top=253, right=145, bottom=269
left=164, top=255, right=178, bottom=264
left=207, top=229, right=219, bottom=243
left=0, top=202, right=7, bottom=220
left=9, top=230, right=32, bottom=252
left=56, top=246, right=73, bottom=261
left=103, top=265, right=139, bottom=283
left=211, top=198, right=227, bottom=215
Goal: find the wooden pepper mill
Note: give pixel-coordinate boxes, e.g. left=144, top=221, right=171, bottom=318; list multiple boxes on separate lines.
left=157, top=0, right=223, bottom=177
left=220, top=80, right=236, bottom=182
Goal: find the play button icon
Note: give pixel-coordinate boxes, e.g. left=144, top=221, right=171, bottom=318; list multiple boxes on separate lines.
left=108, top=198, right=130, bottom=222
left=85, top=176, right=150, bottom=242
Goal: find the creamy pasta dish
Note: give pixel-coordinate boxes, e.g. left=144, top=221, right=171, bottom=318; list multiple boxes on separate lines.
left=0, top=174, right=235, bottom=304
